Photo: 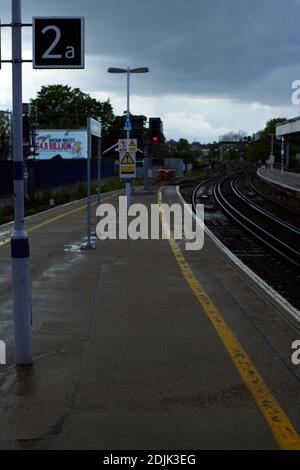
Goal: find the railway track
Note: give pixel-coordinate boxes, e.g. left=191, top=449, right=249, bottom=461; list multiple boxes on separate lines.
left=184, top=169, right=300, bottom=310
left=213, top=173, right=300, bottom=268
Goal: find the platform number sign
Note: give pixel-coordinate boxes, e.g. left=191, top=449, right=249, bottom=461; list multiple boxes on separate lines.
left=33, top=17, right=85, bottom=69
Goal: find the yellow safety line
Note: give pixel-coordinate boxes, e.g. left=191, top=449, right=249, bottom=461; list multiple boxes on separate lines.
left=0, top=194, right=114, bottom=248
left=158, top=190, right=300, bottom=450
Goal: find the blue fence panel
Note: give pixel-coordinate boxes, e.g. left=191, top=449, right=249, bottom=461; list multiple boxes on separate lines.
left=0, top=157, right=115, bottom=196
left=28, top=157, right=115, bottom=191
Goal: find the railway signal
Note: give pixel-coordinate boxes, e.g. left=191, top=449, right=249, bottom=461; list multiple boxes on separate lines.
left=149, top=117, right=163, bottom=144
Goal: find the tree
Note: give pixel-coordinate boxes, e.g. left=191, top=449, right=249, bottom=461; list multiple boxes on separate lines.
left=0, top=113, right=11, bottom=160
left=102, top=114, right=148, bottom=149
left=244, top=118, right=287, bottom=164
left=176, top=138, right=190, bottom=152
left=31, top=85, right=114, bottom=132
left=220, top=130, right=246, bottom=142
left=261, top=118, right=286, bottom=139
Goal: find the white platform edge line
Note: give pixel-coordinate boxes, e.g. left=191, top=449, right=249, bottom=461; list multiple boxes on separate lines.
left=257, top=168, right=300, bottom=193
left=173, top=185, right=300, bottom=324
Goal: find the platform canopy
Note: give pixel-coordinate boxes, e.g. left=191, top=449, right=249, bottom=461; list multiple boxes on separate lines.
left=276, top=116, right=300, bottom=137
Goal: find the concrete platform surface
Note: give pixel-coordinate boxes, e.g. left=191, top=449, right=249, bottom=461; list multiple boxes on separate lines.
left=258, top=167, right=300, bottom=192
left=0, top=187, right=299, bottom=450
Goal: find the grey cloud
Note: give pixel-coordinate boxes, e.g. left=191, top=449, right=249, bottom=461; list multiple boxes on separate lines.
left=3, top=0, right=300, bottom=105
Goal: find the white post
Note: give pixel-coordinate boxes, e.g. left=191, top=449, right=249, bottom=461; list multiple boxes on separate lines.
left=281, top=137, right=284, bottom=176
left=126, top=68, right=130, bottom=138
left=86, top=118, right=92, bottom=248
left=97, top=133, right=101, bottom=208
left=125, top=68, right=131, bottom=207
left=11, top=0, right=32, bottom=365
left=270, top=134, right=274, bottom=171
left=286, top=143, right=290, bottom=168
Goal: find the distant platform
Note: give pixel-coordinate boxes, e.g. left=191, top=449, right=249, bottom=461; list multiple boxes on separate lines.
left=257, top=167, right=300, bottom=192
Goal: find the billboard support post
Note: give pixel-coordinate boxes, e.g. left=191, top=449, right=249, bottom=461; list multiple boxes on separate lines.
left=86, top=118, right=92, bottom=249
left=11, top=0, right=32, bottom=365
left=83, top=117, right=101, bottom=250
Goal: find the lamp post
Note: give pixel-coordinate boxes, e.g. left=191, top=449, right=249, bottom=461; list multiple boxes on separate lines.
left=107, top=67, right=149, bottom=206
left=11, top=0, right=32, bottom=364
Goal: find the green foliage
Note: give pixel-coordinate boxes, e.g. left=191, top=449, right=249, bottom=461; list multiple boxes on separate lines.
left=0, top=206, right=13, bottom=225
left=0, top=113, right=11, bottom=160
left=182, top=169, right=207, bottom=180
left=260, top=118, right=286, bottom=139
left=244, top=143, right=266, bottom=163
left=176, top=138, right=190, bottom=152
left=31, top=84, right=114, bottom=132
left=243, top=117, right=287, bottom=164
left=103, top=114, right=147, bottom=148
left=0, top=178, right=124, bottom=226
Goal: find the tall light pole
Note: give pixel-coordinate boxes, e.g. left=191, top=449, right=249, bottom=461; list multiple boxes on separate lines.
left=107, top=67, right=149, bottom=206
left=11, top=0, right=32, bottom=365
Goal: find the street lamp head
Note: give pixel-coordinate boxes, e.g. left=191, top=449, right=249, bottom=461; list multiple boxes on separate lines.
left=130, top=67, right=149, bottom=73
left=107, top=67, right=127, bottom=73
left=108, top=67, right=149, bottom=74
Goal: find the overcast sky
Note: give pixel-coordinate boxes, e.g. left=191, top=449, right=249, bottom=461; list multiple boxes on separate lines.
left=1, top=0, right=300, bottom=142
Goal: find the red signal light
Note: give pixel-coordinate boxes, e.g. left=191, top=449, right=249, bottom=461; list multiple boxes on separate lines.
left=152, top=136, right=158, bottom=142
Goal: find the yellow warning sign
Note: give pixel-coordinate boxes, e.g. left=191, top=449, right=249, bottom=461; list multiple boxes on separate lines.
left=119, top=151, right=136, bottom=179
left=121, top=152, right=134, bottom=164
left=121, top=166, right=135, bottom=173
left=128, top=139, right=137, bottom=152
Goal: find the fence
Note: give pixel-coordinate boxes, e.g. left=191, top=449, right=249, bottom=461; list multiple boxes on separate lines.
left=0, top=157, right=115, bottom=197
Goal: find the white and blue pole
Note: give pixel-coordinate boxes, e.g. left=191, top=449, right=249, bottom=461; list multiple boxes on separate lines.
left=125, top=68, right=131, bottom=208
left=11, top=0, right=32, bottom=365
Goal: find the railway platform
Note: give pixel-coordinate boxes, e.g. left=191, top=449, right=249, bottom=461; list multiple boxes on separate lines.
left=0, top=186, right=299, bottom=450
left=258, top=167, right=300, bottom=192
left=256, top=167, right=300, bottom=213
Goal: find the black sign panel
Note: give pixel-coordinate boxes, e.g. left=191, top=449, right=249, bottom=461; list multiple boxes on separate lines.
left=33, top=17, right=85, bottom=69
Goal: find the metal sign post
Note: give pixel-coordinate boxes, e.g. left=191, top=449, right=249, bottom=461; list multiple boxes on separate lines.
left=84, top=117, right=101, bottom=249
left=97, top=132, right=102, bottom=208
left=11, top=0, right=32, bottom=365
left=118, top=139, right=136, bottom=208
left=0, top=3, right=85, bottom=365
left=86, top=119, right=92, bottom=249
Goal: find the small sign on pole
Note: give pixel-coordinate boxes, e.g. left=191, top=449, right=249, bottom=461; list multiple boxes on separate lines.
left=124, top=118, right=132, bottom=131
left=128, top=139, right=137, bottom=153
left=89, top=117, right=101, bottom=138
left=119, top=151, right=136, bottom=179
left=33, top=17, right=85, bottom=69
left=118, top=139, right=128, bottom=152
